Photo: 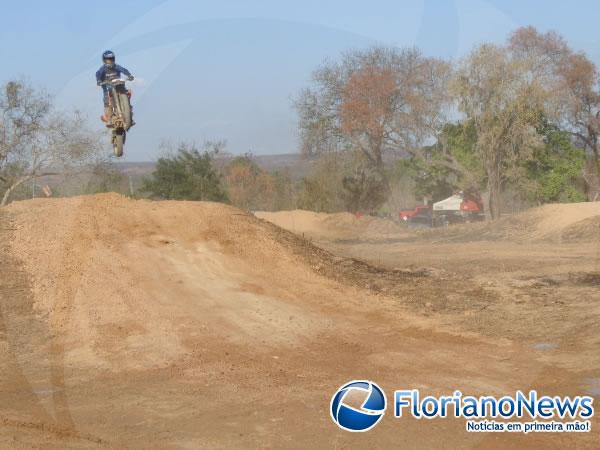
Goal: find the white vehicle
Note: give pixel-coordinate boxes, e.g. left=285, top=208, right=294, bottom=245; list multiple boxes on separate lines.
left=432, top=192, right=485, bottom=226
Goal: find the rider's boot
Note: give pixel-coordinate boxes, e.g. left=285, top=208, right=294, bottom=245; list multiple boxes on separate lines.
left=101, top=107, right=113, bottom=128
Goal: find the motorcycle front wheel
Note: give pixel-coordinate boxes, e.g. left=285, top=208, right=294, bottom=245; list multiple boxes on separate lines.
left=117, top=92, right=132, bottom=130
left=113, top=131, right=125, bottom=157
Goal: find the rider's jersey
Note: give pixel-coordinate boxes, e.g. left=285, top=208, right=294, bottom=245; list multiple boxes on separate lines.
left=96, top=64, right=132, bottom=90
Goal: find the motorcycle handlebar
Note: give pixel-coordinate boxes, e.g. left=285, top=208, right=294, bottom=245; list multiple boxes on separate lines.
left=99, top=79, right=130, bottom=86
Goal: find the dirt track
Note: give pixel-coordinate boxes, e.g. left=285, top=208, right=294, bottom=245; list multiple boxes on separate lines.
left=1, top=194, right=599, bottom=448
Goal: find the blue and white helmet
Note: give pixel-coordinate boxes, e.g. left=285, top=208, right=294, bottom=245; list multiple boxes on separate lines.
left=102, top=50, right=115, bottom=64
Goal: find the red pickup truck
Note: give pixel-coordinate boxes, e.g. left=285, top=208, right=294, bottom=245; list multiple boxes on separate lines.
left=399, top=205, right=430, bottom=221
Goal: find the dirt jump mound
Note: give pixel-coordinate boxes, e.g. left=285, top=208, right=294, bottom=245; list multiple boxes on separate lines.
left=422, top=201, right=600, bottom=243
left=255, top=209, right=407, bottom=241
left=4, top=194, right=358, bottom=372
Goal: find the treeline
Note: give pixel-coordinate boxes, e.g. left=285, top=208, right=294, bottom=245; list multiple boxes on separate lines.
left=94, top=24, right=600, bottom=216
left=137, top=26, right=600, bottom=217
left=131, top=142, right=303, bottom=211
left=136, top=142, right=399, bottom=212
left=296, top=26, right=599, bottom=218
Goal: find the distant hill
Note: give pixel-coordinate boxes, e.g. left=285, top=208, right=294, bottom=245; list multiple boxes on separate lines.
left=118, top=153, right=315, bottom=180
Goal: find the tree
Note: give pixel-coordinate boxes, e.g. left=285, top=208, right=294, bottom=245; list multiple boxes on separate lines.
left=295, top=47, right=451, bottom=209
left=296, top=154, right=347, bottom=212
left=341, top=157, right=388, bottom=212
left=84, top=160, right=127, bottom=195
left=398, top=121, right=483, bottom=202
left=340, top=65, right=397, bottom=169
left=556, top=53, right=600, bottom=200
left=453, top=43, right=547, bottom=219
left=0, top=80, right=100, bottom=205
left=223, top=154, right=277, bottom=210
left=509, top=26, right=600, bottom=200
left=141, top=142, right=228, bottom=202
left=270, top=169, right=296, bottom=211
left=522, top=123, right=586, bottom=203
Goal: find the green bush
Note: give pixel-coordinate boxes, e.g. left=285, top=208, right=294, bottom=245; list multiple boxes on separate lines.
left=141, top=142, right=228, bottom=202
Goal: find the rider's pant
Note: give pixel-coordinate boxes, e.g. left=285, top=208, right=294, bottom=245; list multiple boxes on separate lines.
left=102, top=86, right=110, bottom=107
left=101, top=87, right=111, bottom=121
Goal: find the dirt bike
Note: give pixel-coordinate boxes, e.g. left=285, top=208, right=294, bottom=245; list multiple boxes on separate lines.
left=101, top=79, right=133, bottom=157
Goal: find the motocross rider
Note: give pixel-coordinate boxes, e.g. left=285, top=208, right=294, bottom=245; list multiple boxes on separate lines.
left=96, top=50, right=134, bottom=125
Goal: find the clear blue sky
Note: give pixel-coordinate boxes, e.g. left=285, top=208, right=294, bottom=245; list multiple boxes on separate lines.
left=2, top=0, right=600, bottom=160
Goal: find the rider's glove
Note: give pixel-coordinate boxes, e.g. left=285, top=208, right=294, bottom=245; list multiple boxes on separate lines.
left=128, top=76, right=134, bottom=81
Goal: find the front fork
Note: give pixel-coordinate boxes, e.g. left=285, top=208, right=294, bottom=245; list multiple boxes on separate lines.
left=109, top=88, right=124, bottom=127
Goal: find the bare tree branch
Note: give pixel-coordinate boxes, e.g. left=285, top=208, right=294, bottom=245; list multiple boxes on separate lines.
left=0, top=80, right=102, bottom=205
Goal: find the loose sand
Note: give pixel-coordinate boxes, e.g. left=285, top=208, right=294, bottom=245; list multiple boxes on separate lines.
left=0, top=194, right=598, bottom=448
